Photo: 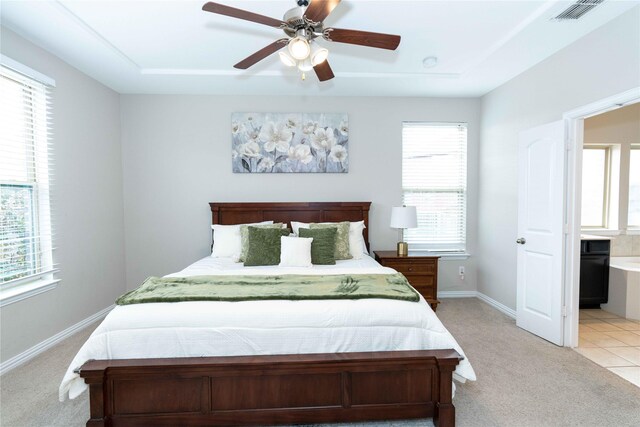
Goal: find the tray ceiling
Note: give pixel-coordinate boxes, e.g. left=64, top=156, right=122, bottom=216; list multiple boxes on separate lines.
left=1, top=1, right=638, bottom=96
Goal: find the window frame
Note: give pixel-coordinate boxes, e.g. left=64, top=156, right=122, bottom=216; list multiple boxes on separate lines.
left=0, top=58, right=57, bottom=305
left=581, top=145, right=612, bottom=230
left=401, top=121, right=468, bottom=253
left=629, top=145, right=640, bottom=229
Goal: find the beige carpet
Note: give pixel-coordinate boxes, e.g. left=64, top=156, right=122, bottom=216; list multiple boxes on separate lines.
left=1, top=298, right=639, bottom=427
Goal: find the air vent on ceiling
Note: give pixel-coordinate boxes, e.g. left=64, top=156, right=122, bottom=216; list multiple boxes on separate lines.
left=553, top=0, right=605, bottom=20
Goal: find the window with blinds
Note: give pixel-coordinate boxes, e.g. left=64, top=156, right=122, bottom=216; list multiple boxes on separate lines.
left=0, top=63, right=54, bottom=286
left=402, top=122, right=467, bottom=252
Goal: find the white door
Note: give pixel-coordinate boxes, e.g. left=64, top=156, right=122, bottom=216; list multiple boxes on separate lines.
left=516, top=121, right=565, bottom=345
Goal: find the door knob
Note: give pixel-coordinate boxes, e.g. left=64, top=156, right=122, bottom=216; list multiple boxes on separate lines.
left=516, top=238, right=526, bottom=245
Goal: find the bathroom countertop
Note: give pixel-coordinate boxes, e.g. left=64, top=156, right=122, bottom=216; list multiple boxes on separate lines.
left=610, top=257, right=640, bottom=272
left=580, top=234, right=614, bottom=241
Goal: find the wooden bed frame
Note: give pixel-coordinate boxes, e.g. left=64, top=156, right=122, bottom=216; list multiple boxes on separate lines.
left=79, top=202, right=462, bottom=427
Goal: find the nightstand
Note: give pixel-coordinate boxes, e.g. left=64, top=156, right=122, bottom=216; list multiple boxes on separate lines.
left=374, top=251, right=440, bottom=311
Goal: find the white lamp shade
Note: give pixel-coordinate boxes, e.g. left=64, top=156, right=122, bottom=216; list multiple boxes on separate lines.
left=390, top=206, right=417, bottom=229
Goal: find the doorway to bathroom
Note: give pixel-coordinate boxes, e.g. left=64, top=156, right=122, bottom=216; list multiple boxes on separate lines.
left=565, top=92, right=640, bottom=387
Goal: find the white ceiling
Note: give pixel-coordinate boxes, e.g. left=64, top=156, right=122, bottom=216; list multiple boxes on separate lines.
left=1, top=0, right=638, bottom=96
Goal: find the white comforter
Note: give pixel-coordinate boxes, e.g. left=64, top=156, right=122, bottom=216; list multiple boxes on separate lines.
left=60, top=255, right=476, bottom=400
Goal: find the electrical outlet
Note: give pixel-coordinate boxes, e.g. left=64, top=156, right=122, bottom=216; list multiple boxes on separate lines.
left=458, top=266, right=465, bottom=275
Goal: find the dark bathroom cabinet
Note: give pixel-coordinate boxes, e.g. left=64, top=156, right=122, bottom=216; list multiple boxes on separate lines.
left=579, top=239, right=610, bottom=308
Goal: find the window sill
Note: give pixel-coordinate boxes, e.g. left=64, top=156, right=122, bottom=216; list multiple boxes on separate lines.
left=580, top=229, right=622, bottom=236
left=626, top=229, right=640, bottom=236
left=0, top=278, right=60, bottom=308
left=409, top=250, right=471, bottom=260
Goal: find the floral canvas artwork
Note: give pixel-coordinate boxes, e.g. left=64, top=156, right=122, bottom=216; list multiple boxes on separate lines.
left=231, top=113, right=349, bottom=173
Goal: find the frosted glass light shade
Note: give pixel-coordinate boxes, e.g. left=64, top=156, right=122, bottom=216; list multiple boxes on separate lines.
left=310, top=46, right=329, bottom=66
left=297, top=58, right=313, bottom=72
left=288, top=36, right=310, bottom=60
left=390, top=206, right=417, bottom=229
left=279, top=52, right=296, bottom=67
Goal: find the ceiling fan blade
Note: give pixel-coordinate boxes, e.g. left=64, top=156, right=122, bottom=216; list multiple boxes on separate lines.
left=304, top=0, right=341, bottom=24
left=234, top=39, right=289, bottom=69
left=323, top=28, right=401, bottom=50
left=202, top=2, right=286, bottom=28
left=313, top=60, right=335, bottom=82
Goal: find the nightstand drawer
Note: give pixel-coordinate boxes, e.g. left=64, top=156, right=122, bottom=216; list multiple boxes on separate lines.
left=412, top=284, right=436, bottom=300
left=383, top=260, right=436, bottom=274
left=373, top=251, right=440, bottom=312
left=404, top=274, right=434, bottom=287
left=415, top=287, right=436, bottom=300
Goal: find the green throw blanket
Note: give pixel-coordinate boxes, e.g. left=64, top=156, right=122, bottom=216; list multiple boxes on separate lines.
left=116, top=274, right=419, bottom=305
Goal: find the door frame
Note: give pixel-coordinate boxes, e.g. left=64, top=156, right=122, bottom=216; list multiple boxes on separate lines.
left=562, top=87, right=640, bottom=347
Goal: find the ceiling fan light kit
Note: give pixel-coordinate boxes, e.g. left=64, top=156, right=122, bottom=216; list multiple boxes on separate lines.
left=279, top=52, right=297, bottom=67
left=298, top=58, right=314, bottom=72
left=310, top=42, right=329, bottom=66
left=202, top=0, right=401, bottom=82
left=288, top=34, right=311, bottom=60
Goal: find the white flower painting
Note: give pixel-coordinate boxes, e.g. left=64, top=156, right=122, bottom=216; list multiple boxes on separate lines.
left=232, top=113, right=348, bottom=173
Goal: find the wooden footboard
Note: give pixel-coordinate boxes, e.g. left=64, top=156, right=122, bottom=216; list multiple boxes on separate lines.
left=79, top=350, right=462, bottom=427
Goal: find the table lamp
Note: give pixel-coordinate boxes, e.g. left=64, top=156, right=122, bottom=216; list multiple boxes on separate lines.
left=390, top=206, right=417, bottom=256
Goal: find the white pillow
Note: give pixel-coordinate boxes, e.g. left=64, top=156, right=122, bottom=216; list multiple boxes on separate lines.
left=279, top=236, right=313, bottom=267
left=291, top=220, right=367, bottom=259
left=290, top=221, right=307, bottom=236
left=211, top=221, right=273, bottom=258
left=349, top=220, right=367, bottom=259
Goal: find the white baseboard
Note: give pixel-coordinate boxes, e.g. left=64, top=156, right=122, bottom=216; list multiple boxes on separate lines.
left=438, top=291, right=478, bottom=298
left=476, top=292, right=516, bottom=319
left=0, top=304, right=114, bottom=376
left=438, top=290, right=517, bottom=319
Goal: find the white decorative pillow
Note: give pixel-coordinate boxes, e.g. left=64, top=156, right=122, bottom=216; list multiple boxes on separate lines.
left=349, top=220, right=367, bottom=259
left=211, top=221, right=273, bottom=258
left=279, top=236, right=313, bottom=267
left=290, top=221, right=308, bottom=236
left=291, top=220, right=367, bottom=259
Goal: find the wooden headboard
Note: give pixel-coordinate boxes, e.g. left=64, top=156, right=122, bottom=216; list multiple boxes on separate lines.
left=209, top=202, right=372, bottom=250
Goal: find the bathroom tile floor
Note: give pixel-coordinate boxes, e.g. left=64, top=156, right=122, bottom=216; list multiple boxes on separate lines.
left=576, top=309, right=640, bottom=388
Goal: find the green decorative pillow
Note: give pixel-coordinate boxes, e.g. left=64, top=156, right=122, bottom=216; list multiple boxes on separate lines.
left=244, top=227, right=290, bottom=266
left=239, top=223, right=283, bottom=262
left=310, top=221, right=352, bottom=260
left=299, top=227, right=337, bottom=265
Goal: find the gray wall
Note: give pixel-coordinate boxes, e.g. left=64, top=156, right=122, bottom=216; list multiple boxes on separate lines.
left=477, top=7, right=640, bottom=310
left=0, top=28, right=126, bottom=362
left=585, top=103, right=640, bottom=144
left=120, top=95, right=481, bottom=293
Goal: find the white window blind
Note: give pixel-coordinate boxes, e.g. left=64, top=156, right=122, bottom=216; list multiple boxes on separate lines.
left=402, top=122, right=467, bottom=252
left=0, top=64, right=54, bottom=285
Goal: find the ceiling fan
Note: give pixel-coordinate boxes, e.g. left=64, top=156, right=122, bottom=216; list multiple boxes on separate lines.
left=202, top=0, right=401, bottom=82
